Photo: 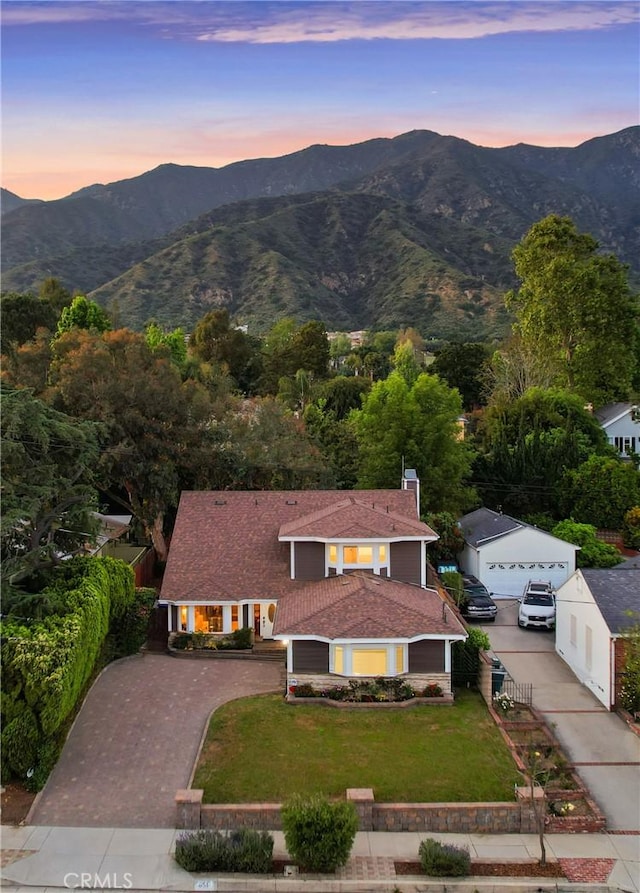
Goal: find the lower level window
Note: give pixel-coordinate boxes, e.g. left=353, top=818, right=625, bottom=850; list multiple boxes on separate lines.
left=195, top=605, right=223, bottom=632
left=332, top=644, right=405, bottom=677
left=352, top=649, right=387, bottom=675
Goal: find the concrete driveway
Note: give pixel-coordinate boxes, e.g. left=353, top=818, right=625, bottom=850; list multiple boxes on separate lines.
left=29, top=654, right=284, bottom=829
left=482, top=599, right=640, bottom=832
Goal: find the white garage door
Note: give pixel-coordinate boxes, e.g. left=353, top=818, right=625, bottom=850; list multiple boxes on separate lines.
left=481, top=561, right=569, bottom=598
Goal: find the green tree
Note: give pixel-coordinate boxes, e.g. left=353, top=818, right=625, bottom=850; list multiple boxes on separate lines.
left=290, top=320, right=330, bottom=378
left=313, top=376, right=370, bottom=420
left=622, top=507, right=640, bottom=551
left=304, top=400, right=360, bottom=489
left=352, top=370, right=475, bottom=514
left=258, top=318, right=297, bottom=394
left=561, top=455, right=640, bottom=529
left=189, top=309, right=261, bottom=393
left=425, top=512, right=465, bottom=565
left=228, top=397, right=334, bottom=490
left=432, top=342, right=492, bottom=410
left=55, top=295, right=111, bottom=339
left=0, top=292, right=57, bottom=354
left=145, top=322, right=187, bottom=369
left=1, top=386, right=101, bottom=599
left=551, top=520, right=621, bottom=568
left=472, top=388, right=610, bottom=519
left=391, top=340, right=422, bottom=387
left=505, top=215, right=638, bottom=404
left=47, top=329, right=216, bottom=561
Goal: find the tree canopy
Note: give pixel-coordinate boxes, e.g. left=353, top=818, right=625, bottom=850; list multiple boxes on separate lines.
left=351, top=370, right=475, bottom=514
left=505, top=215, right=638, bottom=404
left=55, top=295, right=111, bottom=339
left=1, top=386, right=101, bottom=598
left=47, top=329, right=217, bottom=560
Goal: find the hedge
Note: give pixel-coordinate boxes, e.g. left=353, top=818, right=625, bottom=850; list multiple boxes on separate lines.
left=1, top=556, right=136, bottom=786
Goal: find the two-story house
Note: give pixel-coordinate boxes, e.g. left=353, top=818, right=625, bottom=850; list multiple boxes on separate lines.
left=159, top=475, right=467, bottom=695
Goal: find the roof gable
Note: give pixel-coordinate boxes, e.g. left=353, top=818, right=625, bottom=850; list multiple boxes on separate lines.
left=458, top=507, right=579, bottom=553
left=274, top=572, right=465, bottom=639
left=458, top=507, right=522, bottom=546
left=581, top=569, right=640, bottom=634
left=594, top=402, right=637, bottom=428
left=279, top=496, right=436, bottom=540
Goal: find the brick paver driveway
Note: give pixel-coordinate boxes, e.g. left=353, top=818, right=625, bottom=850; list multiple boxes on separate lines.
left=29, top=654, right=284, bottom=828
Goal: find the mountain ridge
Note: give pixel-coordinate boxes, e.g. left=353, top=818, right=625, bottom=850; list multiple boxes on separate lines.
left=2, top=126, right=638, bottom=338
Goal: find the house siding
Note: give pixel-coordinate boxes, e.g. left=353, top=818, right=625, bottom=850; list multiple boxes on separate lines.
left=476, top=528, right=576, bottom=598
left=408, top=640, right=445, bottom=673
left=555, top=572, right=613, bottom=709
left=292, top=640, right=329, bottom=673
left=294, top=542, right=325, bottom=580
left=390, top=541, right=421, bottom=584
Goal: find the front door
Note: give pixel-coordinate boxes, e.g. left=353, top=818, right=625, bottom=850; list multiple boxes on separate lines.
left=260, top=602, right=277, bottom=638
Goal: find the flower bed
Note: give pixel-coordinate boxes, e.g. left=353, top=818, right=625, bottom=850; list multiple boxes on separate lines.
left=290, top=678, right=444, bottom=703
left=488, top=700, right=604, bottom=828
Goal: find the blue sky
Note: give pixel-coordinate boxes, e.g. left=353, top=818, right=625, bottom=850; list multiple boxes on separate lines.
left=2, top=1, right=638, bottom=199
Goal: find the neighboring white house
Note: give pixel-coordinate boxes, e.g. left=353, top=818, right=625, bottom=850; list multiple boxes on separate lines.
left=594, top=402, right=640, bottom=461
left=555, top=568, right=640, bottom=709
left=457, top=508, right=579, bottom=598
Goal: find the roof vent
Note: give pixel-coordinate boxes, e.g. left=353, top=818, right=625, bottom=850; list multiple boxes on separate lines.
left=285, top=499, right=297, bottom=505
left=214, top=499, right=227, bottom=506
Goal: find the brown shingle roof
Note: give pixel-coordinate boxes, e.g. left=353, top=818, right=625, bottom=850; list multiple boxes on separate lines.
left=274, top=572, right=466, bottom=639
left=278, top=496, right=435, bottom=539
left=160, top=489, right=430, bottom=604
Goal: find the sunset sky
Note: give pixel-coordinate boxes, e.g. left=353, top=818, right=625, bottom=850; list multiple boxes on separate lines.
left=2, top=0, right=639, bottom=200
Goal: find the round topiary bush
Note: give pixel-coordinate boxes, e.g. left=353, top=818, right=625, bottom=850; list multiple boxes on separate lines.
left=281, top=794, right=358, bottom=872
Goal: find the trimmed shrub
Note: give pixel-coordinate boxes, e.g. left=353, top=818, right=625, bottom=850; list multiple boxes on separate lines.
left=221, top=626, right=253, bottom=650
left=110, top=587, right=156, bottom=657
left=1, top=708, right=41, bottom=777
left=0, top=556, right=136, bottom=786
left=174, top=828, right=273, bottom=873
left=281, top=794, right=358, bottom=872
left=419, top=838, right=471, bottom=876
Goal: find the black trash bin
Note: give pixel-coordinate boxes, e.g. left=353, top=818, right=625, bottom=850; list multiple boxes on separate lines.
left=491, top=659, right=506, bottom=695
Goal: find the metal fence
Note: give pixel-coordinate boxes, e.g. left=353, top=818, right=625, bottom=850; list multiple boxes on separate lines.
left=501, top=675, right=533, bottom=707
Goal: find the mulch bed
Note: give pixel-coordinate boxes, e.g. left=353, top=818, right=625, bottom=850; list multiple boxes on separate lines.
left=394, top=860, right=565, bottom=878
left=0, top=783, right=36, bottom=826
left=272, top=859, right=565, bottom=878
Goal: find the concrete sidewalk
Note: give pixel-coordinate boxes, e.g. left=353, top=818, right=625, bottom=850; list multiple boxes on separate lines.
left=2, top=825, right=639, bottom=892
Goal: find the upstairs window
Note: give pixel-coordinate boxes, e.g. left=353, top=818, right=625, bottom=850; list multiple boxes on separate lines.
left=327, top=543, right=389, bottom=574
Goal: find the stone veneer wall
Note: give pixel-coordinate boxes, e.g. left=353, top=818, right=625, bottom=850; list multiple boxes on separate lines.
left=288, top=672, right=451, bottom=695
left=177, top=792, right=538, bottom=834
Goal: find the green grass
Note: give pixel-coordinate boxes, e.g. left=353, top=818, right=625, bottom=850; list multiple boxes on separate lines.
left=193, top=689, right=521, bottom=803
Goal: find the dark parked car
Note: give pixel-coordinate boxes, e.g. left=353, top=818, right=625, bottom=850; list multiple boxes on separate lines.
left=460, top=575, right=497, bottom=622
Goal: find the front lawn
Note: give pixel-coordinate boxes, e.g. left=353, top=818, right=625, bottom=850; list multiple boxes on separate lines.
left=192, top=689, right=521, bottom=803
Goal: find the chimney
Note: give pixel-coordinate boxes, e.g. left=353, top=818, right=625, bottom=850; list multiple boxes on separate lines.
left=401, top=468, right=420, bottom=514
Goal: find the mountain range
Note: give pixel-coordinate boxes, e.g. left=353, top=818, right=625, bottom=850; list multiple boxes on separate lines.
left=2, top=126, right=638, bottom=338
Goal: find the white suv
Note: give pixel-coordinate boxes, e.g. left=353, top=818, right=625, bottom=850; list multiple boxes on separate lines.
left=518, top=580, right=556, bottom=630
